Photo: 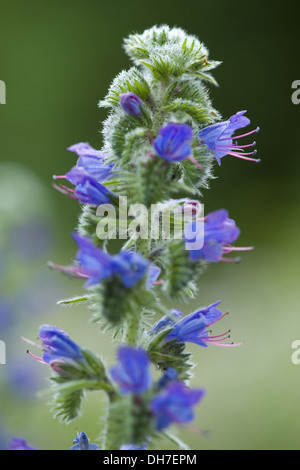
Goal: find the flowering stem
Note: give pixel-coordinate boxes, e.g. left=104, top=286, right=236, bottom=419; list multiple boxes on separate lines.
left=122, top=236, right=149, bottom=346
left=123, top=312, right=140, bottom=346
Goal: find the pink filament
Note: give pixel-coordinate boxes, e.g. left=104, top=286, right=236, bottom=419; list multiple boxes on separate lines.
left=218, top=127, right=259, bottom=141
left=207, top=312, right=229, bottom=328
left=53, top=175, right=66, bottom=179
left=224, top=151, right=260, bottom=162
left=223, top=245, right=254, bottom=253
left=204, top=341, right=242, bottom=347
left=27, top=350, right=47, bottom=364
left=52, top=183, right=78, bottom=199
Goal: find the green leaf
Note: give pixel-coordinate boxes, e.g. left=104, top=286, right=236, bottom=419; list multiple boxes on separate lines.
left=162, top=98, right=213, bottom=124
left=54, top=389, right=84, bottom=422
left=57, top=296, right=88, bottom=305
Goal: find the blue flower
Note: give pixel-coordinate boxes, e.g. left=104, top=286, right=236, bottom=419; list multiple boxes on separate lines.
left=156, top=367, right=178, bottom=389
left=150, top=382, right=205, bottom=431
left=73, top=175, right=114, bottom=205
left=147, top=309, right=183, bottom=335
left=54, top=142, right=114, bottom=184
left=73, top=233, right=149, bottom=288
left=53, top=141, right=115, bottom=204
left=146, top=264, right=161, bottom=289
left=65, top=162, right=113, bottom=185
left=54, top=173, right=114, bottom=205
left=37, top=324, right=84, bottom=365
left=199, top=110, right=260, bottom=165
left=184, top=209, right=253, bottom=263
left=8, top=438, right=37, bottom=450
left=163, top=301, right=242, bottom=348
left=112, top=251, right=150, bottom=288
left=110, top=346, right=152, bottom=395
left=154, top=123, right=193, bottom=162
left=67, top=142, right=105, bottom=159
left=72, top=233, right=114, bottom=286
left=164, top=301, right=227, bottom=347
left=70, top=431, right=99, bottom=450
left=120, top=92, right=143, bottom=116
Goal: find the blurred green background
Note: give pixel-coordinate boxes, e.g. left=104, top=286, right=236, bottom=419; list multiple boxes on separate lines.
left=0, top=0, right=299, bottom=450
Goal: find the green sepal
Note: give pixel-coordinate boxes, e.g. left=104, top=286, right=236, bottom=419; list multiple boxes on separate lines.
left=88, top=277, right=157, bottom=328
left=149, top=339, right=193, bottom=381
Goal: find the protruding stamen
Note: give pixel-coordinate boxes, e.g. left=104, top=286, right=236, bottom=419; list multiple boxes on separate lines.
left=53, top=175, right=66, bottom=180
left=208, top=329, right=231, bottom=340
left=226, top=151, right=260, bottom=162
left=234, top=141, right=256, bottom=148
left=207, top=311, right=229, bottom=328
left=27, top=350, right=47, bottom=364
left=204, top=335, right=231, bottom=343
left=203, top=341, right=243, bottom=347
left=20, top=335, right=41, bottom=348
left=217, top=142, right=256, bottom=151
left=52, top=183, right=78, bottom=199
left=223, top=245, right=254, bottom=253
left=47, top=262, right=89, bottom=280
left=218, top=127, right=260, bottom=141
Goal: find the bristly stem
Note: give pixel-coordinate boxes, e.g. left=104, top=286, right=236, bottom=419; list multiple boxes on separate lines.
left=122, top=235, right=150, bottom=346
left=123, top=310, right=141, bottom=346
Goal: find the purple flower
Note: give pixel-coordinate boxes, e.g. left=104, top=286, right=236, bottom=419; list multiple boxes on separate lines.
left=154, top=123, right=193, bottom=162
left=112, top=250, right=150, bottom=288
left=53, top=142, right=115, bottom=203
left=74, top=176, right=114, bottom=205
left=54, top=142, right=114, bottom=184
left=110, top=346, right=152, bottom=395
left=156, top=367, right=178, bottom=389
left=164, top=301, right=225, bottom=347
left=150, top=382, right=205, bottom=431
left=67, top=142, right=104, bottom=159
left=70, top=431, right=99, bottom=450
left=37, top=324, right=84, bottom=365
left=185, top=209, right=253, bottom=263
left=120, top=92, right=143, bottom=116
left=54, top=174, right=114, bottom=205
left=65, top=162, right=113, bottom=185
left=72, top=232, right=114, bottom=286
left=8, top=438, right=37, bottom=450
left=146, top=264, right=161, bottom=289
left=147, top=309, right=183, bottom=335
left=163, top=301, right=242, bottom=348
left=72, top=233, right=149, bottom=288
left=199, top=110, right=260, bottom=165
